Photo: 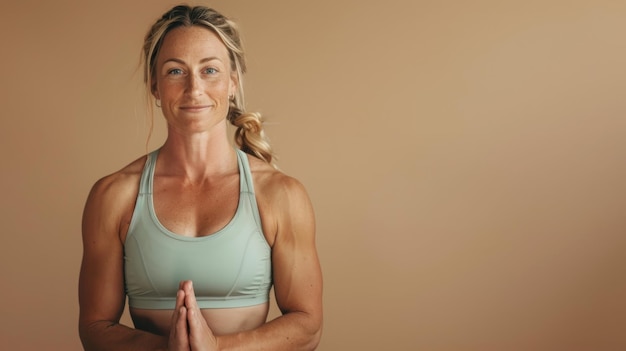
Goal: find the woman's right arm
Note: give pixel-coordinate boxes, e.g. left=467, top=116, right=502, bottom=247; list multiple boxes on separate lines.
left=78, top=174, right=169, bottom=351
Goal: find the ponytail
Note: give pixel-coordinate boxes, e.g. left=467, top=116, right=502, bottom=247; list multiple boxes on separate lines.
left=228, top=106, right=275, bottom=166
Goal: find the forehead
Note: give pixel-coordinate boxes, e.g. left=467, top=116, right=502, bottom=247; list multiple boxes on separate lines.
left=158, top=25, right=229, bottom=62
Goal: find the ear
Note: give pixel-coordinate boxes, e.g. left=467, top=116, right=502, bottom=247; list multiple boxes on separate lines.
left=229, top=71, right=239, bottom=97
left=151, top=78, right=160, bottom=100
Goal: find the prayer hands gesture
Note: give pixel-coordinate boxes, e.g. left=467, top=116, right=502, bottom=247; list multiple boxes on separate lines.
left=168, top=281, right=219, bottom=351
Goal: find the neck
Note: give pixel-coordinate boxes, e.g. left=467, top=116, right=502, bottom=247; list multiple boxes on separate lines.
left=158, top=121, right=237, bottom=181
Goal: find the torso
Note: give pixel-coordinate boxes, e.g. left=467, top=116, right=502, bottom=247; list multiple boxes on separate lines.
left=117, top=149, right=279, bottom=336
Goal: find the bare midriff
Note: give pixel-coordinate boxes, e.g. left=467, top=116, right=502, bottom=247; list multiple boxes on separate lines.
left=130, top=303, right=270, bottom=336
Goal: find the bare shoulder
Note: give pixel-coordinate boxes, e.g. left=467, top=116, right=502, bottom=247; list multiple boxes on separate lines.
left=246, top=155, right=315, bottom=245
left=246, top=155, right=311, bottom=204
left=87, top=155, right=146, bottom=203
left=83, top=155, right=148, bottom=240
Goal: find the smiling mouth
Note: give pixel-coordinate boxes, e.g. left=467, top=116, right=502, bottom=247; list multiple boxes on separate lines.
left=180, top=105, right=211, bottom=111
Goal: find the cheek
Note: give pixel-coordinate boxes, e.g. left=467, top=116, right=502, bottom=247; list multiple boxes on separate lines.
left=208, top=80, right=232, bottom=99
left=156, top=81, right=183, bottom=98
left=211, top=77, right=231, bottom=90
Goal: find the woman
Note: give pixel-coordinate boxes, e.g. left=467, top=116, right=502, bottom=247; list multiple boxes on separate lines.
left=78, top=5, right=323, bottom=351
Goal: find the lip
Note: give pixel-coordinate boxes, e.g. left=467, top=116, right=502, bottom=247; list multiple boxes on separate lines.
left=179, top=105, right=211, bottom=112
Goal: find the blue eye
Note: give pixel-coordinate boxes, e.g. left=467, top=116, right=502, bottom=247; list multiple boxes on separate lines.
left=204, top=67, right=218, bottom=74
left=168, top=68, right=183, bottom=75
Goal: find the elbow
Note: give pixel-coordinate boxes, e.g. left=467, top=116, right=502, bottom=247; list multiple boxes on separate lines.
left=78, top=319, right=93, bottom=350
left=78, top=320, right=100, bottom=351
left=285, top=310, right=323, bottom=350
left=78, top=324, right=94, bottom=351
left=307, top=327, right=323, bottom=350
left=302, top=315, right=323, bottom=350
left=78, top=319, right=115, bottom=351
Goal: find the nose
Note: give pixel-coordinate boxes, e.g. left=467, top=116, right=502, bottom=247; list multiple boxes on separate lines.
left=186, top=73, right=202, bottom=96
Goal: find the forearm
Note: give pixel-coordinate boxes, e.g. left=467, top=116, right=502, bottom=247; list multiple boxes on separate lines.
left=217, top=311, right=322, bottom=351
left=79, top=320, right=169, bottom=351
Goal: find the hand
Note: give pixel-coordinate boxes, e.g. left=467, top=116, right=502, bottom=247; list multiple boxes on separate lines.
left=168, top=286, right=191, bottom=351
left=181, top=280, right=219, bottom=351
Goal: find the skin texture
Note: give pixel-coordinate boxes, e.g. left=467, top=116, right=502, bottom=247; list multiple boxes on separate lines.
left=78, top=25, right=323, bottom=351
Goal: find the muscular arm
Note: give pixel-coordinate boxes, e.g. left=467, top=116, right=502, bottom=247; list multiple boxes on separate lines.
left=215, top=175, right=323, bottom=350
left=78, top=174, right=170, bottom=351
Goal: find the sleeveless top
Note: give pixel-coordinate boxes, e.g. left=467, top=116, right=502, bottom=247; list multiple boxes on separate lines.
left=124, top=149, right=272, bottom=309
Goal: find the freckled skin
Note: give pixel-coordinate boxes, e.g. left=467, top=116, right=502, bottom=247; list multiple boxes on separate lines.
left=79, top=23, right=322, bottom=351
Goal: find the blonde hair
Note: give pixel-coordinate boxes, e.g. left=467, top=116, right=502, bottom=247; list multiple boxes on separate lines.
left=142, top=5, right=275, bottom=165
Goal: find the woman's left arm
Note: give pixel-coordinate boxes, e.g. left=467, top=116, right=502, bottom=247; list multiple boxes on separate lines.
left=260, top=175, right=323, bottom=349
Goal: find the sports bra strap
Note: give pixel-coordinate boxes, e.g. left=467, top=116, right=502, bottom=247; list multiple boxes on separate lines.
left=138, top=150, right=158, bottom=196
left=235, top=149, right=263, bottom=229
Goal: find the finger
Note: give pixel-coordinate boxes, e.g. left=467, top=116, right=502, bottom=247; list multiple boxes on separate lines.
left=169, top=289, right=189, bottom=350
left=169, top=305, right=190, bottom=350
left=186, top=307, right=201, bottom=340
left=182, top=282, right=206, bottom=342
left=182, top=282, right=202, bottom=332
left=175, top=287, right=186, bottom=312
left=177, top=306, right=189, bottom=337
left=183, top=280, right=200, bottom=310
left=169, top=292, right=182, bottom=337
left=177, top=307, right=191, bottom=349
left=187, top=306, right=216, bottom=349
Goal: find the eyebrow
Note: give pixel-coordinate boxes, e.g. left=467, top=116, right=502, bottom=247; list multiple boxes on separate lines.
left=163, top=57, right=223, bottom=65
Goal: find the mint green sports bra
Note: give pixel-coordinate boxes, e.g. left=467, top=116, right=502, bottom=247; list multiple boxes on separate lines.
left=124, top=149, right=272, bottom=309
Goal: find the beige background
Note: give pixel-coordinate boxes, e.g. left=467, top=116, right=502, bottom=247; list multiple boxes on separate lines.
left=1, top=0, right=625, bottom=350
